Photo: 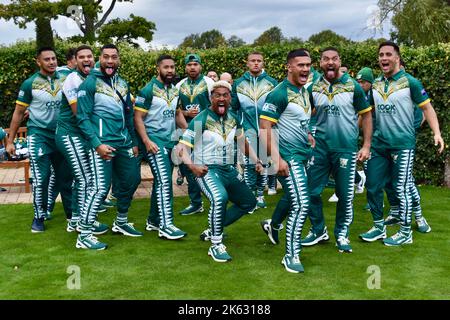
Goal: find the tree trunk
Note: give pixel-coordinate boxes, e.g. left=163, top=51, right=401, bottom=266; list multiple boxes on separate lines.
left=83, top=12, right=96, bottom=43
left=445, top=156, right=450, bottom=187
left=35, top=17, right=54, bottom=49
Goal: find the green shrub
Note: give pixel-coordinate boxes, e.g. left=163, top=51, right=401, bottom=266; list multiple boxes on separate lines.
left=0, top=40, right=448, bottom=185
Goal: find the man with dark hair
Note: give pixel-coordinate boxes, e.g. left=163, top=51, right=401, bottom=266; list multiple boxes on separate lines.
left=301, top=47, right=372, bottom=253
left=382, top=59, right=431, bottom=233
left=360, top=41, right=443, bottom=246
left=55, top=45, right=109, bottom=242
left=6, top=47, right=73, bottom=232
left=259, top=48, right=314, bottom=273
left=231, top=51, right=278, bottom=210
left=76, top=44, right=142, bottom=249
left=176, top=53, right=215, bottom=216
left=178, top=80, right=259, bottom=262
left=57, top=47, right=77, bottom=73
left=134, top=54, right=189, bottom=239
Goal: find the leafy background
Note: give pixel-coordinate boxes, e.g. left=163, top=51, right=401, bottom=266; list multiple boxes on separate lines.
left=0, top=40, right=448, bottom=185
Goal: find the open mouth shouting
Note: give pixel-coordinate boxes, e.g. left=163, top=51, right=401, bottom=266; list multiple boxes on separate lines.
left=380, top=61, right=390, bottom=72
left=104, top=65, right=116, bottom=76
left=217, top=101, right=227, bottom=115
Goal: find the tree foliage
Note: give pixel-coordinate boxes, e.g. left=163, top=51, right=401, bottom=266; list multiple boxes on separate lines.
left=308, top=29, right=352, bottom=46
left=253, top=26, right=284, bottom=46
left=227, top=35, right=246, bottom=48
left=0, top=41, right=448, bottom=185
left=97, top=14, right=156, bottom=47
left=0, top=0, right=140, bottom=45
left=179, top=29, right=226, bottom=49
left=378, top=0, right=450, bottom=45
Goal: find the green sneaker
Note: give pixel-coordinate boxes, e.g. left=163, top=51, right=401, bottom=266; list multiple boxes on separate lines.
left=112, top=221, right=143, bottom=237
left=76, top=234, right=107, bottom=250
left=301, top=227, right=329, bottom=246
left=281, top=255, right=304, bottom=273
left=416, top=217, right=431, bottom=233
left=159, top=225, right=187, bottom=240
left=208, top=243, right=232, bottom=262
left=75, top=221, right=109, bottom=235
left=336, top=237, right=352, bottom=253
left=179, top=204, right=204, bottom=216
left=383, top=231, right=413, bottom=246
left=102, top=199, right=115, bottom=208
left=359, top=225, right=386, bottom=242
left=92, top=221, right=109, bottom=235
left=145, top=221, right=159, bottom=232
left=44, top=211, right=53, bottom=221
left=256, top=196, right=267, bottom=209
left=66, top=219, right=78, bottom=233
left=200, top=228, right=212, bottom=241
left=260, top=219, right=283, bottom=245
left=384, top=214, right=401, bottom=226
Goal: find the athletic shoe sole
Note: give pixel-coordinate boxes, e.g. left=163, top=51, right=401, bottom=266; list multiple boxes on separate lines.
left=359, top=232, right=386, bottom=242
left=158, top=230, right=186, bottom=240
left=208, top=250, right=231, bottom=263
left=145, top=224, right=159, bottom=232
left=75, top=240, right=107, bottom=250
left=301, top=232, right=330, bottom=246
left=383, top=238, right=413, bottom=247
left=179, top=207, right=204, bottom=216
left=281, top=259, right=304, bottom=273
left=112, top=225, right=143, bottom=237
left=31, top=229, right=44, bottom=233
left=261, top=221, right=278, bottom=245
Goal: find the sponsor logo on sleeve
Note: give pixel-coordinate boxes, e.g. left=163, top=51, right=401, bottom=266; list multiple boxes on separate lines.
left=77, top=90, right=86, bottom=98
left=421, top=89, right=427, bottom=96
left=18, top=90, right=25, bottom=98
left=262, top=103, right=277, bottom=113
left=136, top=96, right=145, bottom=105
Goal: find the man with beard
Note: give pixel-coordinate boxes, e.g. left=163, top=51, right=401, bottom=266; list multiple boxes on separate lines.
left=301, top=47, right=372, bottom=253
left=259, top=49, right=314, bottom=273
left=6, top=47, right=73, bottom=233
left=76, top=44, right=142, bottom=250
left=55, top=45, right=109, bottom=244
left=361, top=42, right=443, bottom=246
left=231, top=51, right=278, bottom=209
left=177, top=80, right=258, bottom=262
left=176, top=54, right=215, bottom=216
left=134, top=54, right=189, bottom=240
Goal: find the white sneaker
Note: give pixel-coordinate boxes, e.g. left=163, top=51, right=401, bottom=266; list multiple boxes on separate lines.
left=268, top=188, right=277, bottom=195
left=328, top=193, right=338, bottom=202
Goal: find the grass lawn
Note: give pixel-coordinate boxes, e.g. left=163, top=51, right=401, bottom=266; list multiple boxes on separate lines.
left=0, top=186, right=449, bottom=300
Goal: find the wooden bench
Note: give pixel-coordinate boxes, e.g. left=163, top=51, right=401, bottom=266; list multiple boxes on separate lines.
left=0, top=127, right=31, bottom=193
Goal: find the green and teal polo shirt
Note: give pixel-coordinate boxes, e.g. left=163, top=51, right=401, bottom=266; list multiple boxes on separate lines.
left=57, top=70, right=87, bottom=134
left=135, top=77, right=180, bottom=148
left=259, top=79, right=312, bottom=161
left=231, top=71, right=278, bottom=133
left=370, top=69, right=430, bottom=149
left=16, top=71, right=65, bottom=139
left=176, top=75, right=214, bottom=123
left=179, top=108, right=243, bottom=166
left=309, top=72, right=371, bottom=152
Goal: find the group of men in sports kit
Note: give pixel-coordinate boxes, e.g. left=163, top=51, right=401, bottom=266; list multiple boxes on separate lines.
left=4, top=40, right=444, bottom=273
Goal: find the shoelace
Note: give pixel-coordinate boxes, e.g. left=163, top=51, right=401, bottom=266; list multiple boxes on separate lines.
left=215, top=244, right=227, bottom=254
left=416, top=218, right=425, bottom=226
left=337, top=237, right=350, bottom=245
left=86, top=235, right=100, bottom=244
left=292, top=256, right=300, bottom=264
left=391, top=232, right=405, bottom=240
left=368, top=226, right=381, bottom=233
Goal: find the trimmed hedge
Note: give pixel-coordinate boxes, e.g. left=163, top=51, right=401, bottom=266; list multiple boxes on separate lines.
left=0, top=40, right=448, bottom=185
